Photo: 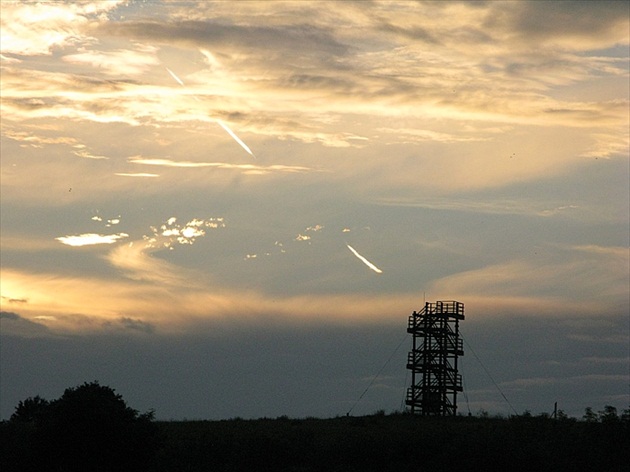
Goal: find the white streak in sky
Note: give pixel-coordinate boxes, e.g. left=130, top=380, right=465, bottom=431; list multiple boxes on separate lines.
left=217, top=120, right=255, bottom=158
left=165, top=67, right=185, bottom=86
left=346, top=244, right=383, bottom=274
left=128, top=156, right=309, bottom=173
left=164, top=67, right=255, bottom=158
left=114, top=172, right=159, bottom=177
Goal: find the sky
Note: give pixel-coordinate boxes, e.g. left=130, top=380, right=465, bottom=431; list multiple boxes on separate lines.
left=1, top=0, right=629, bottom=421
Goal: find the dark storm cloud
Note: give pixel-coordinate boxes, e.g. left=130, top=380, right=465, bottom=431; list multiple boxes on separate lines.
left=100, top=20, right=349, bottom=58
left=0, top=311, right=52, bottom=337
left=0, top=311, right=20, bottom=320
left=112, top=317, right=156, bottom=334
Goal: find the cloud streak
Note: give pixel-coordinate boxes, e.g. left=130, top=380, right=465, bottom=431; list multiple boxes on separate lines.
left=128, top=156, right=311, bottom=174
left=164, top=66, right=255, bottom=158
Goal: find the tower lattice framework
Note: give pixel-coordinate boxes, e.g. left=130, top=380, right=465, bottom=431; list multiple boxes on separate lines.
left=406, top=301, right=464, bottom=416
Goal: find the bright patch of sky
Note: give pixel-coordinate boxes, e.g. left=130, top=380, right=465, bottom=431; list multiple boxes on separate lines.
left=56, top=233, right=129, bottom=247
left=144, top=217, right=225, bottom=249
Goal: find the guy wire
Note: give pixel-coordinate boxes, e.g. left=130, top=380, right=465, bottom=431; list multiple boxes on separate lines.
left=461, top=334, right=518, bottom=416
left=347, top=332, right=409, bottom=416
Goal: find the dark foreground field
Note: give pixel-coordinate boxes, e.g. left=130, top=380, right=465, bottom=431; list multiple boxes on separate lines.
left=151, top=413, right=629, bottom=472
left=3, top=401, right=629, bottom=471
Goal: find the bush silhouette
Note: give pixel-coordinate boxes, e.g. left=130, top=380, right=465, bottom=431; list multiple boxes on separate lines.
left=2, top=381, right=160, bottom=472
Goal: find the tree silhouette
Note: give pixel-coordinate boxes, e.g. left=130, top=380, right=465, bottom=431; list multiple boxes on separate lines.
left=3, top=381, right=160, bottom=472
left=598, top=405, right=619, bottom=423
left=10, top=396, right=50, bottom=424
left=582, top=406, right=598, bottom=422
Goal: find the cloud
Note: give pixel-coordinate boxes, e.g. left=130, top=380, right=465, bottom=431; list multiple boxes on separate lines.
left=0, top=53, right=21, bottom=64
left=0, top=1, right=123, bottom=56
left=86, top=2, right=628, bottom=137
left=0, top=0, right=627, bottom=328
left=72, top=149, right=109, bottom=160
left=0, top=310, right=152, bottom=338
left=56, top=233, right=129, bottom=247
left=428, top=244, right=629, bottom=317
left=128, top=156, right=314, bottom=174
left=377, top=127, right=491, bottom=144
left=143, top=216, right=226, bottom=249
left=581, top=129, right=630, bottom=159
left=0, top=311, right=20, bottom=320
left=2, top=1, right=626, bottom=196
left=1, top=261, right=424, bottom=335
left=0, top=66, right=146, bottom=126
left=0, top=310, right=52, bottom=338
left=105, top=316, right=156, bottom=334
left=370, top=1, right=628, bottom=53
left=0, top=267, right=173, bottom=332
left=62, top=45, right=160, bottom=77
left=501, top=1, right=630, bottom=49
left=1, top=297, right=26, bottom=306
left=106, top=242, right=193, bottom=286
left=100, top=20, right=348, bottom=60
left=374, top=197, right=567, bottom=217
left=7, top=232, right=626, bottom=337
left=2, top=130, right=80, bottom=147
left=0, top=236, right=60, bottom=252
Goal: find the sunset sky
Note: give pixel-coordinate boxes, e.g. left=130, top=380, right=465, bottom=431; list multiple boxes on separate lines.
left=1, top=0, right=628, bottom=420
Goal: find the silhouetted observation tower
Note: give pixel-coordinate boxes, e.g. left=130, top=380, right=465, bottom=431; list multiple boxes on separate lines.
left=406, top=301, right=464, bottom=416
